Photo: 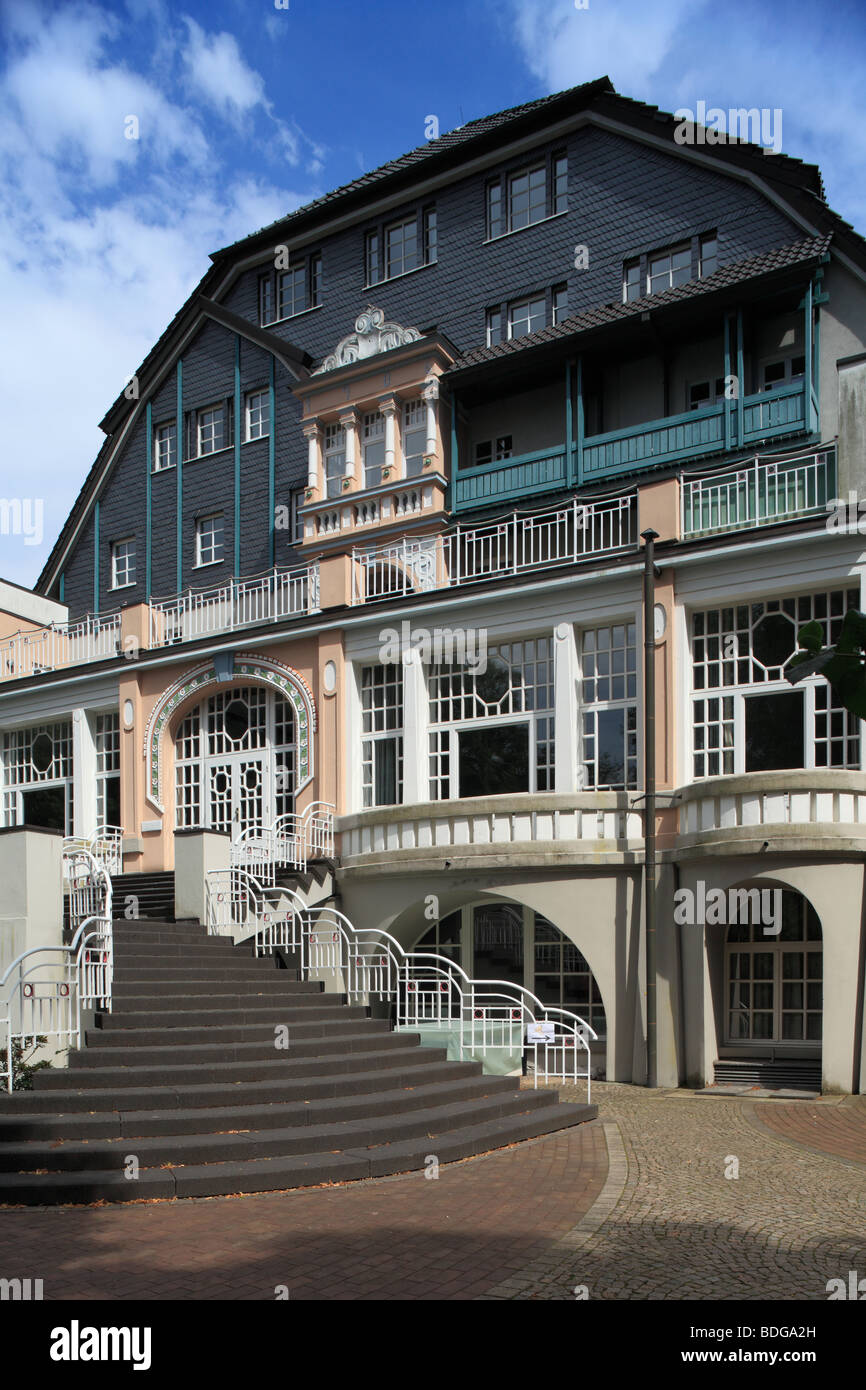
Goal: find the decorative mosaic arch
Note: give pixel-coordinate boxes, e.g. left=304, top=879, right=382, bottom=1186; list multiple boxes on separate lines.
left=143, top=654, right=317, bottom=812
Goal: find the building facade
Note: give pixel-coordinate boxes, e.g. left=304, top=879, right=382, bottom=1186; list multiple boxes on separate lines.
left=3, top=77, right=866, bottom=1093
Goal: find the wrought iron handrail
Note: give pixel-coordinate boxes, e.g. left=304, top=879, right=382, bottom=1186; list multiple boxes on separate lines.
left=230, top=803, right=335, bottom=884
left=205, top=872, right=595, bottom=1094
left=63, top=826, right=124, bottom=878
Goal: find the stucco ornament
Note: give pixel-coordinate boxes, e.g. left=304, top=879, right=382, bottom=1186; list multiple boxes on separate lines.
left=143, top=654, right=316, bottom=811
left=314, top=306, right=423, bottom=374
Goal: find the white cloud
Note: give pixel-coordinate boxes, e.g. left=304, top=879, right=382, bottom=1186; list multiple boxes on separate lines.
left=181, top=17, right=266, bottom=123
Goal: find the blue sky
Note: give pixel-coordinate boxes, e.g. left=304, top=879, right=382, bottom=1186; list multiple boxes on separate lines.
left=1, top=0, right=865, bottom=590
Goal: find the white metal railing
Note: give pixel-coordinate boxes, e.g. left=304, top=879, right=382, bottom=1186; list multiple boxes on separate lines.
left=1, top=849, right=113, bottom=1091
left=149, top=562, right=318, bottom=647
left=681, top=447, right=835, bottom=538
left=204, top=874, right=595, bottom=1094
left=230, top=803, right=335, bottom=885
left=0, top=613, right=121, bottom=682
left=63, top=826, right=124, bottom=878
left=350, top=493, right=636, bottom=603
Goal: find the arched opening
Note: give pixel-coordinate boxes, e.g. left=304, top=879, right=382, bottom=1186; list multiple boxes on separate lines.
left=174, top=685, right=296, bottom=835
left=721, top=888, right=822, bottom=1060
left=413, top=900, right=607, bottom=1068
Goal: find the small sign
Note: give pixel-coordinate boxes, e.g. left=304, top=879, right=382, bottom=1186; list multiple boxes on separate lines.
left=527, top=1020, right=555, bottom=1044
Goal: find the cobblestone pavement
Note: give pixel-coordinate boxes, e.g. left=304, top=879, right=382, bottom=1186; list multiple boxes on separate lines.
left=2, top=1084, right=864, bottom=1300
left=485, top=1083, right=866, bottom=1300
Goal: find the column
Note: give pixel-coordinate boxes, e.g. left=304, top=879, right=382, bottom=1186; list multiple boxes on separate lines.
left=340, top=408, right=357, bottom=482
left=381, top=395, right=398, bottom=478
left=553, top=623, right=579, bottom=793
left=72, top=708, right=98, bottom=840
left=303, top=420, right=321, bottom=492
left=423, top=376, right=439, bottom=460
left=401, top=648, right=429, bottom=805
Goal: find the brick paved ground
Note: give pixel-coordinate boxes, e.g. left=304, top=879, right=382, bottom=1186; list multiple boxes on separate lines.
left=2, top=1083, right=864, bottom=1300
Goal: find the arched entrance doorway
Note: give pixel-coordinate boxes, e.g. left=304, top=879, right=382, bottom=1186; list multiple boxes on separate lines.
left=722, top=889, right=822, bottom=1057
left=174, top=685, right=295, bottom=834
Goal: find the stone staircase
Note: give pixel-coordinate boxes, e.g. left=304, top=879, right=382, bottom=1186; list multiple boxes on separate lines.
left=0, top=918, right=596, bottom=1205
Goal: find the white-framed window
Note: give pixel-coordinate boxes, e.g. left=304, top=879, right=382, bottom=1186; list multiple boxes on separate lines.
left=623, top=258, right=641, bottom=303
left=509, top=296, right=546, bottom=339
left=487, top=152, right=566, bottom=239
left=96, top=711, right=120, bottom=828
left=361, top=664, right=404, bottom=807
left=363, top=410, right=385, bottom=488
left=648, top=243, right=691, bottom=295
left=386, top=218, right=418, bottom=279
left=197, top=405, right=227, bottom=456
left=474, top=436, right=512, bottom=467
left=278, top=265, right=306, bottom=320
left=423, top=207, right=437, bottom=265
left=111, top=538, right=136, bottom=590
left=486, top=307, right=503, bottom=347
left=324, top=422, right=346, bottom=499
left=761, top=354, right=806, bottom=391
left=366, top=207, right=437, bottom=286
left=699, top=232, right=718, bottom=277
left=289, top=489, right=305, bottom=544
left=688, top=377, right=726, bottom=411
left=402, top=399, right=426, bottom=477
left=580, top=623, right=638, bottom=790
left=259, top=252, right=322, bottom=325
left=1, top=721, right=74, bottom=833
left=552, top=283, right=568, bottom=325
left=691, top=589, right=861, bottom=778
left=196, top=513, right=225, bottom=567
left=153, top=421, right=177, bottom=472
left=245, top=390, right=270, bottom=441
left=428, top=639, right=555, bottom=800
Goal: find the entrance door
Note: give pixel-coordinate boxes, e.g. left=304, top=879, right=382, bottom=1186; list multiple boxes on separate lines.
left=724, top=892, right=822, bottom=1052
left=207, top=756, right=267, bottom=835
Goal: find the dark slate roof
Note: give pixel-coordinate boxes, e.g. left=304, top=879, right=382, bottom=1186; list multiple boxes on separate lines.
left=447, top=234, right=833, bottom=376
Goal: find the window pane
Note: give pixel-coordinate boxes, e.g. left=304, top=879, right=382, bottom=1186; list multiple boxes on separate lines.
left=744, top=691, right=804, bottom=772
left=458, top=724, right=529, bottom=798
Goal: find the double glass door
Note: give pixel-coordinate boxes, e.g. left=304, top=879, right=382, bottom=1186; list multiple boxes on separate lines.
left=725, top=896, right=822, bottom=1048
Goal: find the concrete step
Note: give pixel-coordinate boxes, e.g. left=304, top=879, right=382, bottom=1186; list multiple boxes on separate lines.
left=96, top=999, right=352, bottom=1030
left=83, top=1015, right=381, bottom=1048
left=68, top=1028, right=403, bottom=1069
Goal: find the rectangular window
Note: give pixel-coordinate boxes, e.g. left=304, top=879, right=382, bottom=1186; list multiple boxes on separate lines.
left=245, top=390, right=269, bottom=441
left=310, top=253, right=323, bottom=307
left=96, top=712, right=120, bottom=828
left=648, top=243, right=691, bottom=295
left=691, top=590, right=861, bottom=777
left=581, top=623, right=638, bottom=790
left=324, top=422, right=346, bottom=499
left=509, top=295, right=546, bottom=339
left=278, top=265, right=306, bottom=320
left=688, top=378, right=726, bottom=410
left=290, top=489, right=305, bottom=544
left=486, top=307, right=502, bottom=347
left=699, top=233, right=718, bottom=277
left=487, top=182, right=503, bottom=239
left=196, top=513, right=224, bottom=567
left=474, top=436, right=512, bottom=467
left=459, top=724, right=529, bottom=797
left=552, top=283, right=568, bottom=325
left=553, top=153, right=568, bottom=214
left=365, top=231, right=381, bottom=286
left=258, top=275, right=274, bottom=326
left=623, top=259, right=641, bottom=303
left=386, top=218, right=418, bottom=279
left=153, top=421, right=177, bottom=472
left=363, top=411, right=385, bottom=489
left=197, top=405, right=227, bottom=456
left=111, top=538, right=136, bottom=590
left=402, top=399, right=426, bottom=478
left=423, top=208, right=437, bottom=265
left=762, top=355, right=806, bottom=390
left=509, top=165, right=547, bottom=231
left=361, top=664, right=404, bottom=807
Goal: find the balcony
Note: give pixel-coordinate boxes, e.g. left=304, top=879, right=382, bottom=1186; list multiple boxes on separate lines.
left=453, top=381, right=816, bottom=510
left=0, top=614, right=121, bottom=682
left=339, top=793, right=646, bottom=870
left=149, top=563, right=318, bottom=648
left=677, top=771, right=866, bottom=856
left=681, top=447, right=834, bottom=537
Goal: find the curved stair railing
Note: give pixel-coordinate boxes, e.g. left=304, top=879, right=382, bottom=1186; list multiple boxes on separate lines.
left=230, top=803, right=335, bottom=885
left=63, top=825, right=124, bottom=878
left=1, top=850, right=114, bottom=1091
left=205, top=870, right=596, bottom=1096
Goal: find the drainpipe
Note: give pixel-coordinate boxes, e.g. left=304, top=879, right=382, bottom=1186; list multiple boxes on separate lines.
left=642, top=529, right=659, bottom=1088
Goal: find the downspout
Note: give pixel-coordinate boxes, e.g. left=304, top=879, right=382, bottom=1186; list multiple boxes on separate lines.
left=642, top=528, right=659, bottom=1088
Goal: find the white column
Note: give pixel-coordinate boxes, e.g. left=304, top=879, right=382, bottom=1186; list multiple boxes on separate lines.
left=340, top=409, right=357, bottom=481
left=72, top=708, right=98, bottom=839
left=423, top=377, right=439, bottom=459
left=303, top=421, right=321, bottom=491
left=381, top=395, right=398, bottom=478
left=401, top=647, right=428, bottom=805
left=345, top=661, right=364, bottom=814
left=554, top=623, right=579, bottom=794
